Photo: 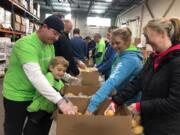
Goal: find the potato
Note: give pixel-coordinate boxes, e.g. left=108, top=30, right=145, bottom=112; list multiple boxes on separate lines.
left=132, top=125, right=144, bottom=135
left=131, top=119, right=139, bottom=128
left=104, top=110, right=115, bottom=116
left=134, top=115, right=141, bottom=123
left=66, top=93, right=76, bottom=96
left=77, top=112, right=82, bottom=115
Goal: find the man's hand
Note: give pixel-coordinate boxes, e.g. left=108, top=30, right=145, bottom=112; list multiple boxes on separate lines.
left=57, top=98, right=77, bottom=115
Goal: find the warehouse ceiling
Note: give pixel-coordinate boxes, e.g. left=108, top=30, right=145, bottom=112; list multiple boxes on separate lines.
left=35, top=0, right=144, bottom=17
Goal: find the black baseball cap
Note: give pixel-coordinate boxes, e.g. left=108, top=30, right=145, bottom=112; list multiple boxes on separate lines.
left=43, top=15, right=64, bottom=34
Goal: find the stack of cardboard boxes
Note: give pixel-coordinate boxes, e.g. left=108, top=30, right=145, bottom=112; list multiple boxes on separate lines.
left=14, top=14, right=21, bottom=31
left=34, top=3, right=40, bottom=18
left=0, top=7, right=12, bottom=29
left=29, top=0, right=34, bottom=14
left=21, top=17, right=26, bottom=32
left=0, top=37, right=12, bottom=77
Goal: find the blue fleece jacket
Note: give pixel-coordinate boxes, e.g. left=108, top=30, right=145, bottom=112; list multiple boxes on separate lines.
left=96, top=43, right=116, bottom=80
left=87, top=46, right=143, bottom=112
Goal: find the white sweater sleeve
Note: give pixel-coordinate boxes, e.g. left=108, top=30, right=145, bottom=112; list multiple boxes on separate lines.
left=23, top=63, right=62, bottom=104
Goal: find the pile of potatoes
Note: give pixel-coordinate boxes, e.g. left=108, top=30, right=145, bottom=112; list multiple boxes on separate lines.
left=131, top=115, right=144, bottom=135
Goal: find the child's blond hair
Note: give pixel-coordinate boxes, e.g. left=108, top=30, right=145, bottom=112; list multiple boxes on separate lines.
left=49, top=56, right=69, bottom=68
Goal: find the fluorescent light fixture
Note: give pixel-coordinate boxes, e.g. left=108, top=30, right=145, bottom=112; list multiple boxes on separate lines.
left=93, top=10, right=104, bottom=14
left=106, top=0, right=113, bottom=2
left=87, top=17, right=111, bottom=27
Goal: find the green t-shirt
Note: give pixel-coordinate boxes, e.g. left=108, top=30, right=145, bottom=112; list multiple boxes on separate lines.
left=27, top=72, right=64, bottom=113
left=3, top=33, right=55, bottom=101
left=95, top=39, right=106, bottom=65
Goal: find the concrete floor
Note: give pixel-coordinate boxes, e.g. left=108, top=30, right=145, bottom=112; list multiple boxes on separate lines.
left=0, top=78, right=4, bottom=135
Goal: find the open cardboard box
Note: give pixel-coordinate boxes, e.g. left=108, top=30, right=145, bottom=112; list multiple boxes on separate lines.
left=63, top=85, right=100, bottom=96
left=80, top=70, right=100, bottom=86
left=56, top=97, right=132, bottom=135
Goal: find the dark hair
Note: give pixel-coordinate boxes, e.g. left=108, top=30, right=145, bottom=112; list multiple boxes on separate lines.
left=94, top=33, right=101, bottom=39
left=84, top=36, right=91, bottom=40
left=73, top=28, right=80, bottom=34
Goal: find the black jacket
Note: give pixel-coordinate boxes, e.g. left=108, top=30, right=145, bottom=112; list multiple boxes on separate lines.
left=112, top=44, right=180, bottom=135
left=54, top=32, right=79, bottom=76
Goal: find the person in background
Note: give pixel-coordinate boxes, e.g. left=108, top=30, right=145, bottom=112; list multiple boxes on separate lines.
left=70, top=28, right=87, bottom=67
left=54, top=19, right=80, bottom=76
left=92, top=33, right=106, bottom=65
left=86, top=27, right=143, bottom=114
left=106, top=18, right=180, bottom=135
left=24, top=56, right=72, bottom=135
left=2, top=15, right=76, bottom=135
left=84, top=36, right=96, bottom=59
left=90, top=26, right=117, bottom=80
left=133, top=38, right=141, bottom=47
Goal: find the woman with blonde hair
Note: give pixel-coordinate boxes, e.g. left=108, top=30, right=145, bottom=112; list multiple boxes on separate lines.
left=86, top=27, right=143, bottom=114
left=106, top=18, right=180, bottom=135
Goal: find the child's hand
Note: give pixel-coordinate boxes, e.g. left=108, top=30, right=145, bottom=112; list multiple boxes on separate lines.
left=70, top=76, right=79, bottom=81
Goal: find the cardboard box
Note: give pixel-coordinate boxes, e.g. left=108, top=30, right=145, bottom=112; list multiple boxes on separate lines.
left=56, top=97, right=132, bottom=135
left=15, top=14, right=21, bottom=24
left=29, top=22, right=34, bottom=33
left=29, top=0, right=34, bottom=13
left=0, top=7, right=5, bottom=25
left=4, top=10, right=12, bottom=28
left=34, top=3, right=40, bottom=18
left=21, top=17, right=26, bottom=25
left=19, top=0, right=25, bottom=7
left=63, top=85, right=99, bottom=96
left=24, top=0, right=28, bottom=9
left=80, top=70, right=100, bottom=86
left=20, top=24, right=25, bottom=32
left=33, top=9, right=36, bottom=16
left=14, top=22, right=21, bottom=31
left=25, top=18, right=29, bottom=33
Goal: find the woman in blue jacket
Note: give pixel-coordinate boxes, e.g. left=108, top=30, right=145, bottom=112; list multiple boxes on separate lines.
left=86, top=27, right=143, bottom=114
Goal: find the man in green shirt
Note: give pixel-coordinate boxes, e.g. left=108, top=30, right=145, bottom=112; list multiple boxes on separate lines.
left=2, top=15, right=76, bottom=135
left=93, top=33, right=106, bottom=65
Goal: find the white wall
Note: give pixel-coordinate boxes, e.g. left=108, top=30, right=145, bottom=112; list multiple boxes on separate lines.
left=71, top=12, right=116, bottom=38
left=116, top=0, right=180, bottom=38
